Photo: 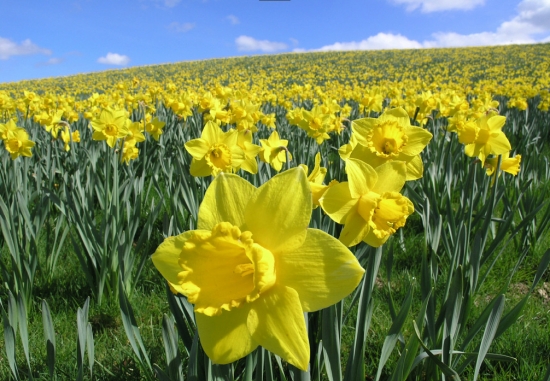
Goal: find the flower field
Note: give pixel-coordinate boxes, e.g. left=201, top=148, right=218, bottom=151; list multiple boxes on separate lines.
left=1, top=43, right=550, bottom=380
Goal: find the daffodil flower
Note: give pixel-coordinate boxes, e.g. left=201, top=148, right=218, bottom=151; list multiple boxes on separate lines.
left=484, top=151, right=521, bottom=177
left=320, top=159, right=414, bottom=248
left=457, top=114, right=511, bottom=165
left=185, top=121, right=245, bottom=176
left=259, top=130, right=292, bottom=172
left=339, top=107, right=432, bottom=181
left=299, top=152, right=334, bottom=207
left=152, top=168, right=364, bottom=370
left=3, top=126, right=35, bottom=159
left=91, top=107, right=130, bottom=148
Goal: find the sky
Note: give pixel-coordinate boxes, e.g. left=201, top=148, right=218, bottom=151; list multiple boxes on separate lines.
left=1, top=0, right=549, bottom=83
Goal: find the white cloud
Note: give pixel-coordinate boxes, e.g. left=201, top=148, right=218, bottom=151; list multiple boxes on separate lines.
left=168, top=22, right=196, bottom=32
left=97, top=53, right=130, bottom=66
left=315, top=0, right=550, bottom=51
left=390, top=0, right=486, bottom=12
left=227, top=15, right=240, bottom=25
left=317, top=33, right=423, bottom=51
left=235, top=36, right=287, bottom=52
left=0, top=37, right=51, bottom=60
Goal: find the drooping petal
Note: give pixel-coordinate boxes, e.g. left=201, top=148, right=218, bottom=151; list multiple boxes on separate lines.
left=190, top=158, right=213, bottom=177
left=339, top=208, right=370, bottom=247
left=487, top=115, right=506, bottom=131
left=195, top=304, right=259, bottom=365
left=198, top=173, right=256, bottom=230
left=151, top=232, right=194, bottom=295
left=319, top=182, right=356, bottom=224
left=401, top=126, right=432, bottom=156
left=404, top=154, right=424, bottom=181
left=346, top=158, right=377, bottom=198
left=244, top=167, right=310, bottom=253
left=185, top=138, right=210, bottom=160
left=247, top=285, right=309, bottom=371
left=371, top=161, right=407, bottom=194
left=489, top=132, right=511, bottom=156
left=277, top=229, right=364, bottom=312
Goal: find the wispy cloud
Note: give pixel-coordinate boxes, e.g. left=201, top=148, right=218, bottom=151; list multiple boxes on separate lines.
left=97, top=52, right=130, bottom=65
left=168, top=22, right=196, bottom=32
left=389, top=0, right=486, bottom=13
left=152, top=0, right=181, bottom=8
left=235, top=35, right=287, bottom=52
left=35, top=57, right=64, bottom=67
left=0, top=37, right=51, bottom=60
left=227, top=15, right=240, bottom=25
left=315, top=0, right=550, bottom=51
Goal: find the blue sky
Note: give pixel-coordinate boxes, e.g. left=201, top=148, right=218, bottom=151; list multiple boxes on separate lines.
left=1, top=0, right=549, bottom=83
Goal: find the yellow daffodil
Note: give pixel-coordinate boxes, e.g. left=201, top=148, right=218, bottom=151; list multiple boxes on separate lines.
left=237, top=130, right=262, bottom=174
left=259, top=130, right=292, bottom=172
left=4, top=126, right=35, bottom=159
left=299, top=152, right=333, bottom=207
left=145, top=117, right=165, bottom=141
left=320, top=159, right=414, bottom=248
left=121, top=141, right=139, bottom=164
left=152, top=168, right=364, bottom=370
left=457, top=114, right=511, bottom=165
left=0, top=119, right=18, bottom=141
left=60, top=126, right=80, bottom=151
left=91, top=107, right=130, bottom=148
left=125, top=121, right=146, bottom=145
left=185, top=120, right=245, bottom=177
left=484, top=151, right=521, bottom=177
left=339, top=107, right=432, bottom=181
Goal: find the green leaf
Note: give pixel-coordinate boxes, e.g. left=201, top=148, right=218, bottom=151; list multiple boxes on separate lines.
left=41, top=300, right=56, bottom=380
left=473, top=294, right=505, bottom=381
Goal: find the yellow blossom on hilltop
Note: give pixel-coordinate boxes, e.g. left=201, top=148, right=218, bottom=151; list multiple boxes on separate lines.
left=145, top=117, right=166, bottom=141
left=185, top=121, right=245, bottom=177
left=91, top=107, right=130, bottom=148
left=3, top=126, right=35, bottom=159
left=457, top=114, right=511, bottom=165
left=299, top=152, right=334, bottom=207
left=152, top=168, right=364, bottom=370
left=0, top=119, right=18, bottom=141
left=484, top=151, right=521, bottom=177
left=339, top=107, right=432, bottom=181
left=259, top=130, right=292, bottom=172
left=60, top=126, right=80, bottom=151
left=320, top=159, right=414, bottom=248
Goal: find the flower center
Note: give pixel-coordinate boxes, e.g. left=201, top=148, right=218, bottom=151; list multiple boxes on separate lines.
left=368, top=121, right=408, bottom=158
left=104, top=123, right=119, bottom=137
left=176, top=222, right=276, bottom=316
left=7, top=138, right=22, bottom=153
left=369, top=192, right=414, bottom=240
left=206, top=143, right=232, bottom=173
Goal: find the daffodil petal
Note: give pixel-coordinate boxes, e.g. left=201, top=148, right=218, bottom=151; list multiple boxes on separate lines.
left=198, top=173, right=256, bottom=230
left=244, top=167, right=310, bottom=253
left=489, top=132, right=512, bottom=155
left=487, top=115, right=506, bottom=131
left=184, top=138, right=210, bottom=160
left=371, top=161, right=406, bottom=194
left=277, top=229, right=364, bottom=312
left=362, top=227, right=389, bottom=248
left=151, top=233, right=192, bottom=295
left=319, top=182, right=356, bottom=224
left=339, top=209, right=370, bottom=247
left=247, top=285, right=309, bottom=371
left=405, top=155, right=424, bottom=181
left=346, top=158, right=377, bottom=198
left=190, top=158, right=213, bottom=177
left=401, top=127, right=432, bottom=156
left=202, top=121, right=222, bottom=145
left=196, top=304, right=259, bottom=365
